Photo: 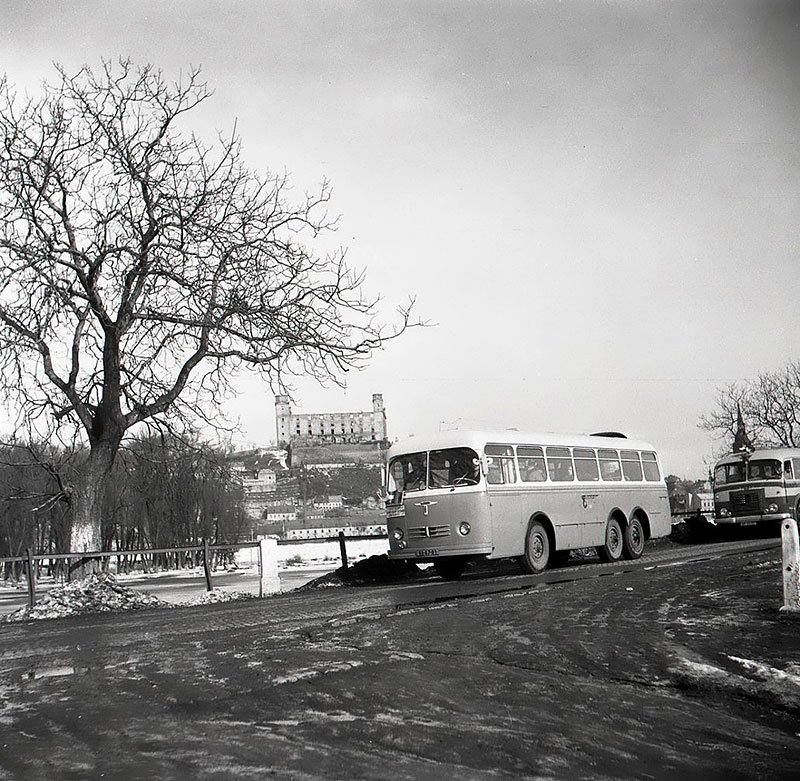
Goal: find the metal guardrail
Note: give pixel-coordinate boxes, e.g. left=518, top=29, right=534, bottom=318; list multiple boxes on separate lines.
left=0, top=532, right=389, bottom=565
left=0, top=531, right=389, bottom=610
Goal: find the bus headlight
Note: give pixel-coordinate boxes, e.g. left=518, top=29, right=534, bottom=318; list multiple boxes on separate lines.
left=392, top=527, right=404, bottom=541
left=397, top=540, right=407, bottom=549
left=766, top=503, right=779, bottom=513
left=719, top=508, right=730, bottom=518
left=458, top=521, right=471, bottom=536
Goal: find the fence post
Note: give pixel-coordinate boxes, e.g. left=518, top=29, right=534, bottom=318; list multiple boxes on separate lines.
left=258, top=538, right=280, bottom=597
left=338, top=530, right=349, bottom=570
left=202, top=539, right=213, bottom=592
left=780, top=519, right=800, bottom=613
left=26, top=548, right=36, bottom=607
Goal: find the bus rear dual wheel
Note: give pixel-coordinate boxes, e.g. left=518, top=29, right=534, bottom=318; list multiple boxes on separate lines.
left=597, top=517, right=645, bottom=562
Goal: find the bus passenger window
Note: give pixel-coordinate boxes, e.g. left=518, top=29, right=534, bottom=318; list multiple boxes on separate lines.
left=484, top=444, right=516, bottom=484
left=784, top=461, right=793, bottom=480
left=486, top=458, right=503, bottom=484
left=518, top=446, right=547, bottom=482
left=598, top=449, right=621, bottom=481
left=573, top=448, right=599, bottom=481
left=546, top=447, right=574, bottom=481
left=621, top=450, right=643, bottom=481
left=641, top=451, right=661, bottom=481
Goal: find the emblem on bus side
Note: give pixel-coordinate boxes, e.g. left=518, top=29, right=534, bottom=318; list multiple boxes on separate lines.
left=582, top=494, right=598, bottom=509
left=414, top=500, right=438, bottom=516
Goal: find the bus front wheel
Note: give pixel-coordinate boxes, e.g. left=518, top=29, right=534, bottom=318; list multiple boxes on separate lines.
left=519, top=520, right=550, bottom=574
left=434, top=557, right=467, bottom=581
left=597, top=517, right=624, bottom=562
left=622, top=517, right=645, bottom=560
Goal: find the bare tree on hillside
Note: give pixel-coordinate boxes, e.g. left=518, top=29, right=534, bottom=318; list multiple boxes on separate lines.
left=0, top=60, right=415, bottom=561
left=699, top=360, right=800, bottom=449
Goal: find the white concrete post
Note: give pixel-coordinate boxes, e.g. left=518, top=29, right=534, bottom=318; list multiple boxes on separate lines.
left=259, top=537, right=281, bottom=597
left=780, top=519, right=800, bottom=613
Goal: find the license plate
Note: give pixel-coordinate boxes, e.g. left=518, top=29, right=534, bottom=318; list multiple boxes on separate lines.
left=415, top=549, right=438, bottom=557
left=386, top=506, right=406, bottom=519
left=740, top=520, right=757, bottom=527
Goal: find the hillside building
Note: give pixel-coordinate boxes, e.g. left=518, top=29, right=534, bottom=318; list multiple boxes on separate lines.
left=227, top=448, right=286, bottom=521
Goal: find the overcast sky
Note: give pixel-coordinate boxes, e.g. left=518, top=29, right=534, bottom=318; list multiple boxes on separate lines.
left=2, top=0, right=799, bottom=476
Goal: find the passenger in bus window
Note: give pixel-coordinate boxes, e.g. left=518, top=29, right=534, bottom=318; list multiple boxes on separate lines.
left=600, top=460, right=621, bottom=480
left=527, top=462, right=546, bottom=481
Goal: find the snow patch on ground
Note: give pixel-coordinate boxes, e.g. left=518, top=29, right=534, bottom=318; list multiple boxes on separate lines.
left=272, top=660, right=365, bottom=685
left=728, top=656, right=800, bottom=687
left=673, top=653, right=800, bottom=711
left=2, top=573, right=255, bottom=622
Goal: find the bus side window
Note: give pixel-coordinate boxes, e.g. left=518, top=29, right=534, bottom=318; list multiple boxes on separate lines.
left=573, top=448, right=599, bottom=481
left=486, top=458, right=503, bottom=485
left=621, top=450, right=644, bottom=481
left=518, top=445, right=547, bottom=482
left=485, top=444, right=516, bottom=484
left=785, top=460, right=794, bottom=480
left=598, top=449, right=622, bottom=481
left=641, top=451, right=661, bottom=481
left=546, top=447, right=574, bottom=482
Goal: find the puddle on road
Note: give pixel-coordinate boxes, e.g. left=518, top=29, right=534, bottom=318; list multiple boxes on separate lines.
left=19, top=658, right=143, bottom=682
left=21, top=665, right=85, bottom=681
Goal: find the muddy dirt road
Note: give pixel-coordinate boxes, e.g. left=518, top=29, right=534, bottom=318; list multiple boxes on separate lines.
left=0, top=539, right=798, bottom=779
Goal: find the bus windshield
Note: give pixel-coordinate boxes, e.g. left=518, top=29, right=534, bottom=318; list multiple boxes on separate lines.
left=714, top=459, right=782, bottom=484
left=388, top=447, right=481, bottom=493
left=747, top=459, right=782, bottom=480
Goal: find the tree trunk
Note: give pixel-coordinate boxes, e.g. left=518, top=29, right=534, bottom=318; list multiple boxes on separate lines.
left=69, top=440, right=118, bottom=577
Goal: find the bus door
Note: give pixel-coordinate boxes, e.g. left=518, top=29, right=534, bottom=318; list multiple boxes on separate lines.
left=572, top=447, right=604, bottom=547
left=484, top=444, right=525, bottom=557
left=784, top=458, right=800, bottom=516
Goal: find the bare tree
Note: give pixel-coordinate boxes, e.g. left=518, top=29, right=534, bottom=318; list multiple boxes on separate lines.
left=699, top=360, right=800, bottom=450
left=0, top=60, right=414, bottom=559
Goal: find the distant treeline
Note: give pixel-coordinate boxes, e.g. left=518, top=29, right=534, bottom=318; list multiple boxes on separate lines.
left=0, top=435, right=249, bottom=567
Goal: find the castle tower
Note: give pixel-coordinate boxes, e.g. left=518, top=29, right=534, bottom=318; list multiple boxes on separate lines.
left=372, top=393, right=386, bottom=440
left=275, top=395, right=291, bottom=445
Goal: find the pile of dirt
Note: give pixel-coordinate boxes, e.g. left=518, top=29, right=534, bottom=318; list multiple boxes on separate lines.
left=3, top=573, right=256, bottom=622
left=298, top=554, right=425, bottom=590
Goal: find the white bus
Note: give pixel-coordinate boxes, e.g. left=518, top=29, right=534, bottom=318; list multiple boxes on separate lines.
left=384, top=430, right=671, bottom=579
left=713, top=447, right=800, bottom=528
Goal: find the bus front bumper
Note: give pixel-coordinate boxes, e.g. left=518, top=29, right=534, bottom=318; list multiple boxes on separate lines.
left=714, top=512, right=792, bottom=526
left=388, top=544, right=493, bottom=562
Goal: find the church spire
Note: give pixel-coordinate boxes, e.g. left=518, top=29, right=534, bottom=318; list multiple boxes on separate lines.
left=733, top=403, right=753, bottom=453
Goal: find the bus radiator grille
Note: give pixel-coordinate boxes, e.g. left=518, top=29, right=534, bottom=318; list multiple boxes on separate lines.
left=730, top=491, right=761, bottom=515
left=408, top=525, right=452, bottom=540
